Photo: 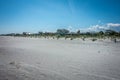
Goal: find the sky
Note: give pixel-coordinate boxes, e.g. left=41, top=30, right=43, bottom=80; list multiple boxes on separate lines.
left=0, top=0, right=120, bottom=34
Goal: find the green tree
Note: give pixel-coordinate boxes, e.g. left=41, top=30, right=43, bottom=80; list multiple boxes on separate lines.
left=56, top=29, right=69, bottom=35
left=105, top=30, right=117, bottom=36
left=77, top=30, right=80, bottom=34
left=98, top=31, right=104, bottom=35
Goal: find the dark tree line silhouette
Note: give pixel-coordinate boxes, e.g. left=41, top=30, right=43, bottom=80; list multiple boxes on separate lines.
left=1, top=29, right=120, bottom=39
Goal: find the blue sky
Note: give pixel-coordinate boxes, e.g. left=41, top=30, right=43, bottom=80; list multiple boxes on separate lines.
left=0, top=0, right=120, bottom=34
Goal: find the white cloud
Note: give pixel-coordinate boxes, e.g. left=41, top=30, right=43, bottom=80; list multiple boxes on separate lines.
left=85, top=23, right=120, bottom=32
left=67, top=25, right=77, bottom=32
left=58, top=23, right=120, bottom=32
left=87, top=25, right=108, bottom=32
left=67, top=25, right=73, bottom=31
left=107, top=23, right=120, bottom=27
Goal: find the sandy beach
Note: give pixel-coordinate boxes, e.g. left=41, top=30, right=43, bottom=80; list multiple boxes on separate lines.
left=0, top=36, right=120, bottom=80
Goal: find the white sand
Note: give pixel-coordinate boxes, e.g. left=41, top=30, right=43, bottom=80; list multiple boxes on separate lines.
left=0, top=36, right=120, bottom=80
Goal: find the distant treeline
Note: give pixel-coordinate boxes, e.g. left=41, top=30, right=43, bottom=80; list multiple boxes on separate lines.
left=1, top=29, right=120, bottom=38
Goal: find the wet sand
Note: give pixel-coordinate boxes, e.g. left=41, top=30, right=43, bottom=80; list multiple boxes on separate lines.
left=0, top=36, right=120, bottom=80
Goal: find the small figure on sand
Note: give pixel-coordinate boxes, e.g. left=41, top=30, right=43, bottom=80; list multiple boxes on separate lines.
left=114, top=38, right=117, bottom=43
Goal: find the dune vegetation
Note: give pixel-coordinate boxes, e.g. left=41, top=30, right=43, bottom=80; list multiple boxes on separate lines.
left=1, top=29, right=120, bottom=41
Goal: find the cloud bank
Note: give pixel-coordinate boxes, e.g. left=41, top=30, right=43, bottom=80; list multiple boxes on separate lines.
left=86, top=23, right=120, bottom=32
left=107, top=23, right=120, bottom=27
